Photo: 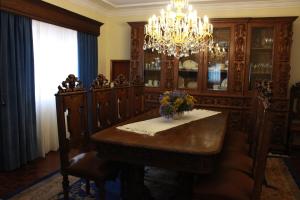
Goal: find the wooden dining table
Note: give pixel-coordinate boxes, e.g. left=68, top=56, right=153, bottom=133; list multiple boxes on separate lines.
left=91, top=109, right=229, bottom=199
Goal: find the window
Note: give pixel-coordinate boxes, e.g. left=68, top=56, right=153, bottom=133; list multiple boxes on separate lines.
left=32, top=20, right=78, bottom=156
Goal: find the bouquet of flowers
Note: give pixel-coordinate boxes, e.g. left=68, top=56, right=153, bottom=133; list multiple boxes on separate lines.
left=159, top=90, right=196, bottom=119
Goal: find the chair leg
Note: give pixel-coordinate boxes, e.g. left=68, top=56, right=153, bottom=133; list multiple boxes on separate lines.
left=86, top=179, right=90, bottom=194
left=62, top=175, right=69, bottom=200
left=95, top=180, right=106, bottom=200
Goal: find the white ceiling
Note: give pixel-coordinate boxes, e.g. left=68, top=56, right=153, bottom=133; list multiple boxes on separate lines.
left=70, top=0, right=300, bottom=17
left=100, top=0, right=298, bottom=8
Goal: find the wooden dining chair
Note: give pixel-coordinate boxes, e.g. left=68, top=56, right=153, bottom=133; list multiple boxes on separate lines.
left=55, top=74, right=118, bottom=200
left=90, top=74, right=116, bottom=132
left=193, top=88, right=273, bottom=200
left=113, top=74, right=131, bottom=123
left=288, top=82, right=300, bottom=150
left=220, top=81, right=273, bottom=175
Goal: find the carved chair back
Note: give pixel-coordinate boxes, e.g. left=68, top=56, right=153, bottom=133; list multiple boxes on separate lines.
left=113, top=74, right=131, bottom=122
left=251, top=81, right=273, bottom=200
left=90, top=74, right=115, bottom=132
left=288, top=82, right=300, bottom=149
left=289, top=82, right=300, bottom=121
left=55, top=74, right=89, bottom=170
left=249, top=81, right=272, bottom=157
left=131, top=75, right=145, bottom=116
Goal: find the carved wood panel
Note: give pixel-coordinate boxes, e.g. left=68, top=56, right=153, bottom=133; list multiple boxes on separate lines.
left=277, top=23, right=293, bottom=62
left=232, top=23, right=247, bottom=93
left=92, top=89, right=115, bottom=131
left=115, top=87, right=131, bottom=122
left=63, top=94, right=87, bottom=148
left=232, top=61, right=244, bottom=93
left=273, top=62, right=291, bottom=97
left=234, top=24, right=247, bottom=61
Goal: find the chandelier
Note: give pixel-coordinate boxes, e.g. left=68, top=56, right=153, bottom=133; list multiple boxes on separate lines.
left=143, top=0, right=213, bottom=58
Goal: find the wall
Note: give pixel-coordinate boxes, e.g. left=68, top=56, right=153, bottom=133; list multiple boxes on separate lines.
left=43, top=0, right=300, bottom=86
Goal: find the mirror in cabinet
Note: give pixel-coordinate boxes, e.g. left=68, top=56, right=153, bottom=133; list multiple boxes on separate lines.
left=207, top=28, right=230, bottom=91
left=248, top=27, right=274, bottom=90
left=144, top=49, right=161, bottom=88
left=178, top=54, right=199, bottom=89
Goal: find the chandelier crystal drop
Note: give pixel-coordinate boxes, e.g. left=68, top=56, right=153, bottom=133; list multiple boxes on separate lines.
left=143, top=0, right=213, bottom=58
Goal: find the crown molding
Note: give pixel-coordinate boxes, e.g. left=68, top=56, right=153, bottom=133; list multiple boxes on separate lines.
left=113, top=0, right=300, bottom=17
left=64, top=0, right=300, bottom=18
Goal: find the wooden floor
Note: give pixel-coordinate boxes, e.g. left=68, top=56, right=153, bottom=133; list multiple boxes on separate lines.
left=0, top=150, right=299, bottom=199
left=0, top=151, right=60, bottom=198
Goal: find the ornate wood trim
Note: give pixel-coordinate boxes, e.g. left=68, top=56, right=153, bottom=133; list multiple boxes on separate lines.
left=0, top=0, right=103, bottom=36
left=113, top=74, right=129, bottom=87
left=91, top=74, right=110, bottom=89
left=57, top=74, right=84, bottom=94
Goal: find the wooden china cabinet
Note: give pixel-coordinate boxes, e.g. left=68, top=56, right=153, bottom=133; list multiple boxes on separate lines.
left=128, top=16, right=297, bottom=153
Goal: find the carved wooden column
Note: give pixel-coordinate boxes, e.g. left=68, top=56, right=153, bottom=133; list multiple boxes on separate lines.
left=269, top=18, right=296, bottom=151
left=128, top=22, right=146, bottom=81
left=273, top=21, right=294, bottom=97
left=233, top=23, right=247, bottom=94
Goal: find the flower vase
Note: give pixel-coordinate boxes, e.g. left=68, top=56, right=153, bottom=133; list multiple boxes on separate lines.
left=173, top=112, right=184, bottom=120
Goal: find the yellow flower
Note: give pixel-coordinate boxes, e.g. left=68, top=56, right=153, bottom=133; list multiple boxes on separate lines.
left=186, top=95, right=196, bottom=106
left=160, top=96, right=170, bottom=105
left=174, top=98, right=184, bottom=110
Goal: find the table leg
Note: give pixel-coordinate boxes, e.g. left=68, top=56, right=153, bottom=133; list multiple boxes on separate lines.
left=175, top=172, right=194, bottom=200
left=121, top=164, right=145, bottom=200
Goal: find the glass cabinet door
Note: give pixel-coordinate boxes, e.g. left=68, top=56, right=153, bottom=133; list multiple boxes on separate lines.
left=207, top=28, right=230, bottom=91
left=178, top=54, right=199, bottom=89
left=144, top=50, right=162, bottom=88
left=248, top=27, right=274, bottom=90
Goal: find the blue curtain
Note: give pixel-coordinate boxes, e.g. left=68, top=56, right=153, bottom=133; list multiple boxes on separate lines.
left=0, top=11, right=38, bottom=171
left=77, top=32, right=98, bottom=88
left=77, top=32, right=98, bottom=133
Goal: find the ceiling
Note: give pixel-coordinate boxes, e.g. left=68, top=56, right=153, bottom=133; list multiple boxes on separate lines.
left=70, top=0, right=300, bottom=17
left=100, top=0, right=299, bottom=8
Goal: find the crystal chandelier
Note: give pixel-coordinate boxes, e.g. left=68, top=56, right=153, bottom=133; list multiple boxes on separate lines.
left=143, top=0, right=213, bottom=58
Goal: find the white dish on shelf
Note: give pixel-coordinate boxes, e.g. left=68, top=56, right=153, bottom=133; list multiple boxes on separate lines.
left=187, top=81, right=197, bottom=89
left=183, top=60, right=198, bottom=69
left=221, top=78, right=228, bottom=88
left=178, top=76, right=185, bottom=88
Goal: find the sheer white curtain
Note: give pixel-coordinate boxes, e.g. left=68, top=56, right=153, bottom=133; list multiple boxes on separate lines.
left=32, top=20, right=78, bottom=157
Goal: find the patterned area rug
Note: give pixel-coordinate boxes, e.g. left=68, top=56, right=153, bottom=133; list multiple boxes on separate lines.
left=7, top=158, right=300, bottom=200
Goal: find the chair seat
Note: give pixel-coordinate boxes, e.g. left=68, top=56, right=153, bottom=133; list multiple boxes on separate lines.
left=219, top=150, right=253, bottom=175
left=224, top=131, right=249, bottom=154
left=193, top=169, right=254, bottom=200
left=66, top=151, right=117, bottom=181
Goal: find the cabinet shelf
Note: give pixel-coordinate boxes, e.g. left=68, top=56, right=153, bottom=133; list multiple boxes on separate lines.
left=251, top=47, right=273, bottom=50
left=145, top=69, right=161, bottom=72
left=178, top=69, right=198, bottom=72
left=251, top=72, right=272, bottom=75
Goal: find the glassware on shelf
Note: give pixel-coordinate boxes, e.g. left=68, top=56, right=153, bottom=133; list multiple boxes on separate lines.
left=144, top=51, right=161, bottom=87
left=207, top=27, right=230, bottom=91
left=248, top=27, right=274, bottom=90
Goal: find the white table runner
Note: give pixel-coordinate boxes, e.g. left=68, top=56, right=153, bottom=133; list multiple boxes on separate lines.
left=116, top=109, right=220, bottom=136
